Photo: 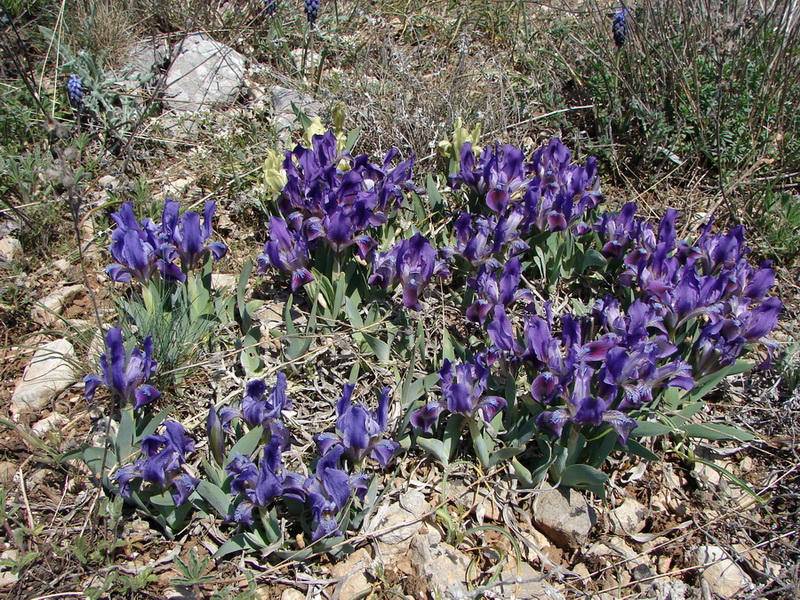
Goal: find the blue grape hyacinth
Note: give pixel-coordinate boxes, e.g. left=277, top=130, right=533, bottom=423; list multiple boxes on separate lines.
left=67, top=74, right=84, bottom=109
left=264, top=0, right=277, bottom=17
left=612, top=8, right=628, bottom=47
left=305, top=0, right=319, bottom=25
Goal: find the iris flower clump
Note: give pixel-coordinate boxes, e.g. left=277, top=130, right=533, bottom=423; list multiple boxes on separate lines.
left=115, top=420, right=199, bottom=506
left=219, top=373, right=293, bottom=449
left=315, top=385, right=399, bottom=468
left=411, top=356, right=507, bottom=432
left=368, top=233, right=451, bottom=311
left=83, top=327, right=161, bottom=410
left=594, top=204, right=782, bottom=373
left=210, top=375, right=397, bottom=541
left=106, top=199, right=227, bottom=284
left=258, top=130, right=422, bottom=289
left=450, top=138, right=602, bottom=259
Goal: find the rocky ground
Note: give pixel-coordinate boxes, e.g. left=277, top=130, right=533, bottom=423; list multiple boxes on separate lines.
left=1, top=2, right=799, bottom=599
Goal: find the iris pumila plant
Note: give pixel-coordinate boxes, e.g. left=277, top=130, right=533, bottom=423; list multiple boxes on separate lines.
left=411, top=355, right=507, bottom=468
left=107, top=199, right=227, bottom=285
left=593, top=204, right=782, bottom=374
left=368, top=233, right=451, bottom=311
left=258, top=130, right=422, bottom=290
left=450, top=138, right=602, bottom=250
left=204, top=375, right=397, bottom=543
left=115, top=420, right=199, bottom=506
left=315, top=385, right=399, bottom=468
left=446, top=138, right=603, bottom=328
left=218, top=372, right=293, bottom=449
left=84, top=327, right=160, bottom=410
left=105, top=198, right=229, bottom=369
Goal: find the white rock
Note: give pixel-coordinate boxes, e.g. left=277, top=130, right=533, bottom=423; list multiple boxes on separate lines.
left=0, top=571, right=18, bottom=586
left=533, top=487, right=596, bottom=549
left=409, top=530, right=470, bottom=598
left=651, top=579, right=688, bottom=600
left=11, top=339, right=77, bottom=415
left=97, top=175, right=120, bottom=189
left=52, top=259, right=72, bottom=273
left=32, top=412, right=69, bottom=437
left=0, top=237, right=22, bottom=263
left=32, top=285, right=85, bottom=326
left=331, top=548, right=372, bottom=600
left=270, top=86, right=322, bottom=132
left=374, top=490, right=428, bottom=547
left=695, top=545, right=753, bottom=598
left=609, top=497, right=649, bottom=535
left=0, top=462, right=16, bottom=483
left=165, top=33, right=247, bottom=113
left=211, top=274, right=237, bottom=291
left=498, top=561, right=565, bottom=599
left=279, top=589, right=305, bottom=600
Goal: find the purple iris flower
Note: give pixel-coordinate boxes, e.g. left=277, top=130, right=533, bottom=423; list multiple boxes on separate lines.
left=83, top=327, right=161, bottom=410
left=595, top=203, right=642, bottom=260
left=115, top=420, right=199, bottom=506
left=226, top=437, right=306, bottom=526
left=276, top=130, right=418, bottom=253
left=521, top=138, right=603, bottom=234
left=411, top=356, right=507, bottom=432
left=487, top=305, right=525, bottom=355
left=258, top=216, right=315, bottom=291
left=315, top=385, right=399, bottom=468
left=106, top=202, right=172, bottom=283
left=321, top=204, right=378, bottom=258
left=160, top=200, right=228, bottom=271
left=600, top=342, right=694, bottom=410
left=304, top=446, right=368, bottom=541
left=535, top=364, right=638, bottom=444
left=219, top=373, right=293, bottom=450
left=452, top=214, right=503, bottom=270
left=694, top=296, right=783, bottom=373
left=592, top=296, right=667, bottom=347
left=369, top=233, right=450, bottom=311
left=451, top=143, right=528, bottom=214
left=466, top=258, right=533, bottom=324
left=207, top=402, right=225, bottom=466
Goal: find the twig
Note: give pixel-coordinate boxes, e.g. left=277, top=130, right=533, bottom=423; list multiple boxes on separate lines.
left=17, top=467, right=35, bottom=531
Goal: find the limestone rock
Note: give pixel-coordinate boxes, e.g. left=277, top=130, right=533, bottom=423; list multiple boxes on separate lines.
left=280, top=589, right=305, bottom=600
left=609, top=497, right=649, bottom=535
left=695, top=545, right=753, bottom=598
left=0, top=571, right=19, bottom=587
left=498, top=562, right=565, bottom=600
left=32, top=284, right=85, bottom=326
left=0, top=462, right=16, bottom=483
left=119, top=39, right=169, bottom=87
left=11, top=339, right=77, bottom=416
left=331, top=547, right=372, bottom=600
left=651, top=579, right=688, bottom=600
left=533, top=487, right=596, bottom=549
left=271, top=86, right=322, bottom=132
left=409, top=529, right=470, bottom=599
left=373, top=489, right=429, bottom=568
left=165, top=33, right=247, bottom=113
left=211, top=273, right=237, bottom=291
left=32, top=412, right=69, bottom=438
left=0, top=237, right=22, bottom=266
